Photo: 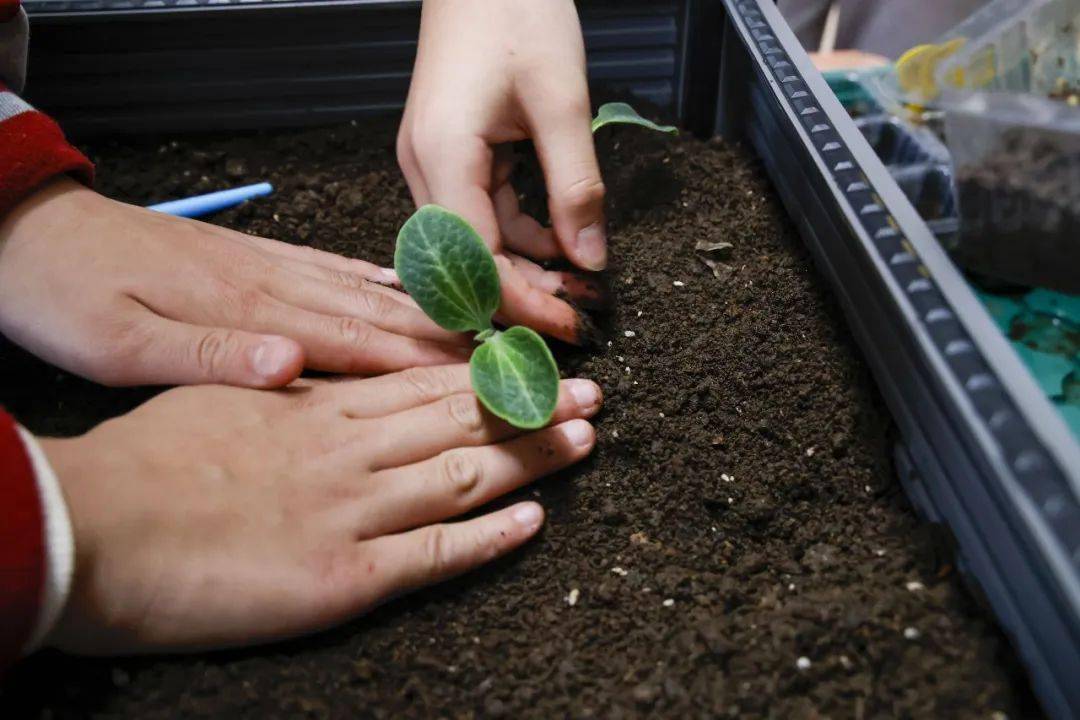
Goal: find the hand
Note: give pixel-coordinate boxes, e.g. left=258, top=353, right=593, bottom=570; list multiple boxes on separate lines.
left=39, top=364, right=602, bottom=653
left=0, top=178, right=470, bottom=388
left=398, top=0, right=606, bottom=344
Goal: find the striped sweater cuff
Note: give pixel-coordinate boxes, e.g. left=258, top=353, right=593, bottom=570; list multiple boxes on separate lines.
left=0, top=84, right=94, bottom=217
left=0, top=1, right=20, bottom=23
left=0, top=410, right=44, bottom=673
left=16, top=428, right=74, bottom=653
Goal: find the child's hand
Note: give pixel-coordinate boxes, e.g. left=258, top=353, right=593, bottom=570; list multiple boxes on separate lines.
left=0, top=178, right=471, bottom=388
left=39, top=365, right=601, bottom=653
left=397, top=0, right=605, bottom=344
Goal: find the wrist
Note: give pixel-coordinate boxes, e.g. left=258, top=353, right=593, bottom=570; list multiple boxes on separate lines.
left=0, top=176, right=97, bottom=248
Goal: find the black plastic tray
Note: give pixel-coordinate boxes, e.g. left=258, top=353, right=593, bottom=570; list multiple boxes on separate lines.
left=21, top=0, right=1080, bottom=717
left=23, top=0, right=720, bottom=136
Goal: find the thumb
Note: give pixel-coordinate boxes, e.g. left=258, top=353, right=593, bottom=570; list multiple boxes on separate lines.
left=525, top=89, right=607, bottom=271
left=129, top=316, right=304, bottom=388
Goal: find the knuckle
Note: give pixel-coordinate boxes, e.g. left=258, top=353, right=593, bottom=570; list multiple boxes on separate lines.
left=306, top=545, right=364, bottom=619
left=439, top=449, right=482, bottom=499
left=354, top=288, right=396, bottom=322
left=561, top=176, right=606, bottom=212
left=554, top=90, right=591, bottom=118
left=87, top=317, right=153, bottom=386
left=193, top=329, right=240, bottom=378
left=423, top=525, right=453, bottom=577
left=336, top=316, right=374, bottom=347
left=447, top=394, right=485, bottom=435
left=218, top=280, right=266, bottom=320
left=400, top=366, right=453, bottom=402
left=329, top=268, right=364, bottom=290
left=413, top=141, right=447, bottom=174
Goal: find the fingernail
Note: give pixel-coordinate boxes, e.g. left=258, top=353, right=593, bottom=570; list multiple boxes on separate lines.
left=561, top=419, right=595, bottom=448
left=251, top=338, right=294, bottom=378
left=575, top=222, right=608, bottom=271
left=568, top=379, right=600, bottom=412
left=512, top=502, right=544, bottom=532
left=376, top=268, right=400, bottom=286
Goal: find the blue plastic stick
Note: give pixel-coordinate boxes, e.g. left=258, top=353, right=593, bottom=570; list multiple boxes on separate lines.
left=146, top=182, right=273, bottom=218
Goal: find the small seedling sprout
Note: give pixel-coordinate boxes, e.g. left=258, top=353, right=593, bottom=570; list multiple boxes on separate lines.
left=590, top=102, right=678, bottom=135
left=394, top=103, right=674, bottom=429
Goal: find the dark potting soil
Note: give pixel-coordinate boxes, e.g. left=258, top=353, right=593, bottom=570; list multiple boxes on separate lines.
left=0, top=119, right=1039, bottom=719
left=953, top=128, right=1080, bottom=294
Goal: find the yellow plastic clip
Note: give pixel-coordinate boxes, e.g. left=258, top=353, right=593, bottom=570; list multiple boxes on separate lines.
left=895, top=37, right=968, bottom=103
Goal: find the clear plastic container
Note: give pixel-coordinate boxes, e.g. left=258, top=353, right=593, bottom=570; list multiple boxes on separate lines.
left=933, top=0, right=1080, bottom=293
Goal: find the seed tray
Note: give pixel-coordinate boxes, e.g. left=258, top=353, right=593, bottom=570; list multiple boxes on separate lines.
left=21, top=1, right=1080, bottom=717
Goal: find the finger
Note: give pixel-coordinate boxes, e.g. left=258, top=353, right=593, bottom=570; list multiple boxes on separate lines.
left=504, top=252, right=610, bottom=310
left=493, top=255, right=583, bottom=344
left=227, top=230, right=400, bottom=287
left=277, top=257, right=411, bottom=305
left=360, top=420, right=595, bottom=535
left=270, top=254, right=403, bottom=293
left=493, top=182, right=561, bottom=260
left=363, top=378, right=602, bottom=470
left=120, top=313, right=304, bottom=388
left=416, top=134, right=501, bottom=250
left=397, top=122, right=432, bottom=207
left=358, top=502, right=545, bottom=603
left=522, top=81, right=608, bottom=270
left=241, top=299, right=470, bottom=374
left=330, top=364, right=472, bottom=418
left=263, top=268, right=469, bottom=346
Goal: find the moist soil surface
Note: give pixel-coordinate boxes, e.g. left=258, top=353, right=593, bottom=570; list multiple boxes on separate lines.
left=0, top=118, right=1038, bottom=718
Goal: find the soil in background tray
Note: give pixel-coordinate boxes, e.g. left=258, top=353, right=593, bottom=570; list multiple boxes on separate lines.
left=0, top=119, right=1038, bottom=719
left=953, top=128, right=1080, bottom=294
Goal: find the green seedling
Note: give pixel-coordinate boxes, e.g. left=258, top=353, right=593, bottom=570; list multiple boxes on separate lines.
left=395, top=206, right=559, bottom=429
left=590, top=102, right=678, bottom=135
left=394, top=103, right=674, bottom=429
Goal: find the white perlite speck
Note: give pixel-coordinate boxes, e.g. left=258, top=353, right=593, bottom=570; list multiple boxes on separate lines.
left=662, top=598, right=675, bottom=608
left=567, top=588, right=580, bottom=607
left=624, top=330, right=636, bottom=338
left=904, top=627, right=921, bottom=640
left=796, top=657, right=811, bottom=671
left=905, top=581, right=925, bottom=592
left=611, top=567, right=628, bottom=577
left=673, top=281, right=685, bottom=287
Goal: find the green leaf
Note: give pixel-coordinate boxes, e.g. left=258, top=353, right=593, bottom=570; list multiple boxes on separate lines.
left=470, top=326, right=559, bottom=430
left=591, top=102, right=678, bottom=134
left=394, top=205, right=500, bottom=333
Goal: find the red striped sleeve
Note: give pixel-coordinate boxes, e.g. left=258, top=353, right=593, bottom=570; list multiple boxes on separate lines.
left=0, top=1, right=19, bottom=23
left=0, top=82, right=94, bottom=217
left=0, top=408, right=44, bottom=673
